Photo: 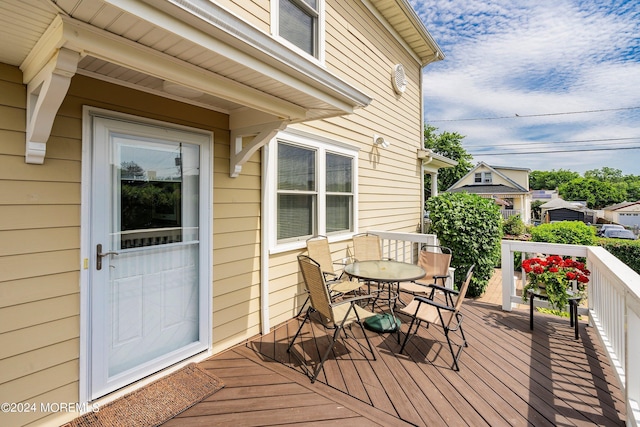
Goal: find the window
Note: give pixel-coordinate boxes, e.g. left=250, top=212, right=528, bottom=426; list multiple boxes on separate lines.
left=274, top=0, right=323, bottom=58
left=474, top=172, right=492, bottom=184
left=271, top=132, right=357, bottom=247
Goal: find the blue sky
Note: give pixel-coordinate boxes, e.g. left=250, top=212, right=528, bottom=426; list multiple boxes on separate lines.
left=410, top=0, right=640, bottom=175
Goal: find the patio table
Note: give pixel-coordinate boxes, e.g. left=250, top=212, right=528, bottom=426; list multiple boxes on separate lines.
left=344, top=260, right=425, bottom=311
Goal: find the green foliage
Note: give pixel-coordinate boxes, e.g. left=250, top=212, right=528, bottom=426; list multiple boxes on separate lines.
left=530, top=221, right=597, bottom=245
left=423, top=125, right=473, bottom=193
left=503, top=214, right=525, bottom=236
left=558, top=178, right=625, bottom=209
left=531, top=200, right=544, bottom=220
left=425, top=192, right=502, bottom=297
left=529, top=169, right=579, bottom=190
left=599, top=238, right=640, bottom=275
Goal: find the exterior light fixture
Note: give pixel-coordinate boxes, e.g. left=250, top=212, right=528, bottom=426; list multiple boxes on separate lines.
left=373, top=134, right=390, bottom=148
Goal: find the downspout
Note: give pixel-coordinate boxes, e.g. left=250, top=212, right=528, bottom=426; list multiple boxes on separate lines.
left=260, top=143, right=271, bottom=334
left=419, top=64, right=426, bottom=233
left=420, top=52, right=441, bottom=233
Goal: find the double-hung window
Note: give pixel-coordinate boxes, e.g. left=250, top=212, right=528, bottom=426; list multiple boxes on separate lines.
left=273, top=0, right=323, bottom=59
left=271, top=132, right=357, bottom=249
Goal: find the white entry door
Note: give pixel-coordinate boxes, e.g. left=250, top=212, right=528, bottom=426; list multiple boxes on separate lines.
left=89, top=115, right=211, bottom=399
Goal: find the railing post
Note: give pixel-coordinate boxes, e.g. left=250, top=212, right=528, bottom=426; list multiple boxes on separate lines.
left=501, top=241, right=515, bottom=311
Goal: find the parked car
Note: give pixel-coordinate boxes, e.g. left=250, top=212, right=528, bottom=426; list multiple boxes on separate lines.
left=598, top=224, right=625, bottom=237
left=603, top=228, right=637, bottom=240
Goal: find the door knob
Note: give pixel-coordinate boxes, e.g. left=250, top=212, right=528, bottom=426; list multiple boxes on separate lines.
left=97, top=244, right=119, bottom=270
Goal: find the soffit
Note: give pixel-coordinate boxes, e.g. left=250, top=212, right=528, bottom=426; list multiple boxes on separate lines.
left=367, top=0, right=444, bottom=65
left=1, top=0, right=371, bottom=122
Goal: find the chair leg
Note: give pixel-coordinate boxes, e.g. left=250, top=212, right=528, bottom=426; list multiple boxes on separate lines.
left=288, top=308, right=311, bottom=353
left=399, top=317, right=420, bottom=354
left=296, top=295, right=310, bottom=318
left=444, top=327, right=466, bottom=371
left=311, top=326, right=343, bottom=383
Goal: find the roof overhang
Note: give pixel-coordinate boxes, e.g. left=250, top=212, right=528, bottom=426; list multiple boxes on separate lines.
left=9, top=0, right=373, bottom=170
left=365, top=0, right=444, bottom=66
left=417, top=149, right=457, bottom=173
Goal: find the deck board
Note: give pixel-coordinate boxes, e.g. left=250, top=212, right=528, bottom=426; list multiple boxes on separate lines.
left=164, top=270, right=626, bottom=426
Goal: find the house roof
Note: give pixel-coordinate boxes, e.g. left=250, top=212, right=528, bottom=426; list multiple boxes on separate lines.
left=446, top=162, right=529, bottom=193
left=448, top=184, right=526, bottom=194
left=603, top=201, right=640, bottom=211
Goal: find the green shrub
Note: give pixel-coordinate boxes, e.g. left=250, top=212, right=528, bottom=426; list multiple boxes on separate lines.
left=599, top=238, right=640, bottom=275
left=530, top=221, right=597, bottom=246
left=503, top=214, right=525, bottom=236
left=425, top=192, right=502, bottom=297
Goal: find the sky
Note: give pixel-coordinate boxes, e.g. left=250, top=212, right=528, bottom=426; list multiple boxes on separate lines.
left=410, top=0, right=640, bottom=176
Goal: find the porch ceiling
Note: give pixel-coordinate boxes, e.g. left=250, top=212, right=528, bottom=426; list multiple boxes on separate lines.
left=0, top=0, right=372, bottom=168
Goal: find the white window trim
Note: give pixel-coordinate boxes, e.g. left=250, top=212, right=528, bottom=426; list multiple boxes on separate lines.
left=271, top=0, right=326, bottom=64
left=266, top=130, right=358, bottom=254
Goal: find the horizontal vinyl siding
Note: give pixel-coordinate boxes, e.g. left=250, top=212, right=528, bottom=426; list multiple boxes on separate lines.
left=0, top=66, right=264, bottom=426
left=215, top=0, right=270, bottom=32
left=0, top=62, right=83, bottom=427
left=266, top=0, right=424, bottom=326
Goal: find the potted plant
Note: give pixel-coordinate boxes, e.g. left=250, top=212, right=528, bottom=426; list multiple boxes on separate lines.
left=521, top=255, right=590, bottom=310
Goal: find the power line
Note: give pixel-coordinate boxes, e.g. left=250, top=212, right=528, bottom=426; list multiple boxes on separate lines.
left=470, top=137, right=640, bottom=149
left=430, top=106, right=640, bottom=122
left=469, top=146, right=640, bottom=156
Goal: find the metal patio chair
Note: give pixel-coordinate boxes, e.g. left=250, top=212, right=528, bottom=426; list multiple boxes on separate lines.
left=296, top=236, right=363, bottom=316
left=288, top=255, right=378, bottom=383
left=396, top=264, right=475, bottom=371
left=400, top=245, right=453, bottom=304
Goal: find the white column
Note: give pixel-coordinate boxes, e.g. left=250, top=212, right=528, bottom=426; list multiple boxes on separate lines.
left=431, top=172, right=439, bottom=197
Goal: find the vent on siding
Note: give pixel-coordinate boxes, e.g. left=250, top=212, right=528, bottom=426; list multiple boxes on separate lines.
left=392, top=64, right=407, bottom=94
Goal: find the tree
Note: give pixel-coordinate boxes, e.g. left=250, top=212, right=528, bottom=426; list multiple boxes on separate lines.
left=529, top=169, right=579, bottom=190
left=584, top=167, right=623, bottom=182
left=558, top=178, right=625, bottom=209
left=425, top=192, right=502, bottom=297
left=423, top=125, right=473, bottom=194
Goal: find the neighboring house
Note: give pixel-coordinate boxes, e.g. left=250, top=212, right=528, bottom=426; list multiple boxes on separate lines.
left=446, top=162, right=532, bottom=224
left=531, top=189, right=559, bottom=202
left=602, top=201, right=640, bottom=227
left=0, top=1, right=444, bottom=426
left=540, top=198, right=596, bottom=224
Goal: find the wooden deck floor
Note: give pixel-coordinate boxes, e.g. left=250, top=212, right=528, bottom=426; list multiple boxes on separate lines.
left=164, top=271, right=626, bottom=426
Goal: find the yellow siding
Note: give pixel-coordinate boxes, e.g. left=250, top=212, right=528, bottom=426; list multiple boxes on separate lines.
left=0, top=66, right=263, bottom=426
left=215, top=0, right=270, bottom=31
left=266, top=0, right=426, bottom=325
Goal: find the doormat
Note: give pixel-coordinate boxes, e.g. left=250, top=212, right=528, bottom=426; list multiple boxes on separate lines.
left=63, top=363, right=224, bottom=427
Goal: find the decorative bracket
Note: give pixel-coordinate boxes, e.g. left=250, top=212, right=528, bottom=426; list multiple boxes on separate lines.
left=230, top=120, right=288, bottom=177
left=25, top=48, right=79, bottom=164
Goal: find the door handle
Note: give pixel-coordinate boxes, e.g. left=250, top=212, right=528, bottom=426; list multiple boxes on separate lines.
left=97, top=244, right=119, bottom=270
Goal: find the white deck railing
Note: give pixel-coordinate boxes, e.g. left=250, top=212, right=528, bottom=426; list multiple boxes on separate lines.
left=501, top=240, right=640, bottom=427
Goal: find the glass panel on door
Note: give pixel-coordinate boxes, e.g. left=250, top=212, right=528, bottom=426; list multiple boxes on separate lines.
left=107, top=137, right=200, bottom=377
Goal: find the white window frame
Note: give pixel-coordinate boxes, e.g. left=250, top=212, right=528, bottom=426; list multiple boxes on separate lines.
left=475, top=172, right=492, bottom=184
left=266, top=130, right=358, bottom=253
left=271, top=0, right=326, bottom=63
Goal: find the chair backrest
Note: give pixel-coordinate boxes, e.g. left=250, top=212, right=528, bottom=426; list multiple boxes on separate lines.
left=352, top=233, right=382, bottom=261
left=451, top=264, right=475, bottom=317
left=297, top=255, right=334, bottom=324
left=306, top=236, right=336, bottom=277
left=417, top=246, right=452, bottom=282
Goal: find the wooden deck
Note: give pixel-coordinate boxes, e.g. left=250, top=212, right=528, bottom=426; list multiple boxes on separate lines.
left=164, top=271, right=626, bottom=426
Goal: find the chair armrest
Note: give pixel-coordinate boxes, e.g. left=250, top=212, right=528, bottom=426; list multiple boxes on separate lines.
left=428, top=283, right=459, bottom=295
left=414, top=295, right=455, bottom=312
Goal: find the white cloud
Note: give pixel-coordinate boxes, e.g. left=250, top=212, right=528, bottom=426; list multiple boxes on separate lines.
left=412, top=0, right=640, bottom=174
